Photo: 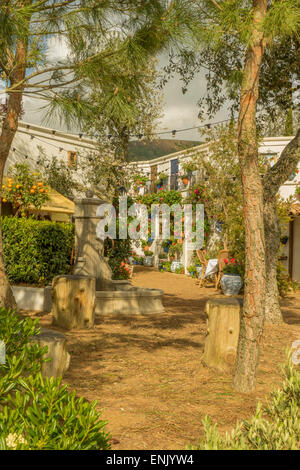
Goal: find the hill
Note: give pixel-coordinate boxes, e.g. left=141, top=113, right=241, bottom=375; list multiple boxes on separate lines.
left=127, top=139, right=202, bottom=162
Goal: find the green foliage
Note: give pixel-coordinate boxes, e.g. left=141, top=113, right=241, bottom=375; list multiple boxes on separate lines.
left=175, top=266, right=184, bottom=274
left=168, top=241, right=183, bottom=258
left=0, top=308, right=110, bottom=450
left=38, top=149, right=79, bottom=199
left=187, top=265, right=197, bottom=277
left=104, top=238, right=132, bottom=280
left=2, top=217, right=74, bottom=286
left=222, top=258, right=243, bottom=276
left=144, top=251, right=153, bottom=257
left=284, top=108, right=294, bottom=136
left=187, top=356, right=300, bottom=450
left=138, top=190, right=183, bottom=208
left=162, top=261, right=172, bottom=272
left=181, top=160, right=197, bottom=175
left=2, top=163, right=49, bottom=216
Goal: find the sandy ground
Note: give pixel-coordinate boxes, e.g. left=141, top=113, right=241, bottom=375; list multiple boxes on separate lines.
left=24, top=266, right=300, bottom=450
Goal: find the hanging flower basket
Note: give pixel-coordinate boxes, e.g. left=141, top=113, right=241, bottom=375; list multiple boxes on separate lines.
left=181, top=176, right=189, bottom=185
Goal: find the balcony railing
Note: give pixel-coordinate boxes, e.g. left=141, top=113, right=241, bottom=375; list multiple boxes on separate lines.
left=143, top=171, right=202, bottom=195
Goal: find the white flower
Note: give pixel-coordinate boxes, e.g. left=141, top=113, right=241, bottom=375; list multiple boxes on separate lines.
left=6, top=433, right=27, bottom=449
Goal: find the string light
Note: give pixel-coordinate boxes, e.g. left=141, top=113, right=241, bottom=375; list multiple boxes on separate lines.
left=16, top=117, right=233, bottom=142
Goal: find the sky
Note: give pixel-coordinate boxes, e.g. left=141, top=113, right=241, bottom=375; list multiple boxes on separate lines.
left=19, top=37, right=230, bottom=142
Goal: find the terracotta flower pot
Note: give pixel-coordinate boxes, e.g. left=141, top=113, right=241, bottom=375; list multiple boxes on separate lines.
left=182, top=177, right=189, bottom=185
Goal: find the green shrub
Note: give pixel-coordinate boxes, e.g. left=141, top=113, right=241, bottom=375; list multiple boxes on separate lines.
left=0, top=308, right=110, bottom=450
left=187, top=355, right=300, bottom=450
left=104, top=238, right=132, bottom=280
left=2, top=216, right=74, bottom=285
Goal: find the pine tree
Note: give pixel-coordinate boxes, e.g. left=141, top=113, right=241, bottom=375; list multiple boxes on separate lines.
left=0, top=0, right=198, bottom=308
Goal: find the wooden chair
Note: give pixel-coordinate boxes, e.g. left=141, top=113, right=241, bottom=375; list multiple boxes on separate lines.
left=196, top=249, right=208, bottom=287
left=215, top=249, right=230, bottom=289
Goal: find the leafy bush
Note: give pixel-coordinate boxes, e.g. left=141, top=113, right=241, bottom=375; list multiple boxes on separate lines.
left=187, top=356, right=300, bottom=450
left=0, top=308, right=110, bottom=450
left=2, top=216, right=74, bottom=285
left=2, top=163, right=49, bottom=216
left=104, top=238, right=132, bottom=280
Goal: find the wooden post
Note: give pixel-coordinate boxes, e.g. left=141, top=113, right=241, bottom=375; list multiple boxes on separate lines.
left=52, top=275, right=95, bottom=330
left=31, top=329, right=70, bottom=378
left=202, top=298, right=241, bottom=373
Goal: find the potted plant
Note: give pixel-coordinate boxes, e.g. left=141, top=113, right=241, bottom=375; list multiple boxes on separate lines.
left=180, top=160, right=197, bottom=185
left=187, top=265, right=197, bottom=278
left=175, top=266, right=184, bottom=274
left=132, top=174, right=149, bottom=192
left=162, top=261, right=171, bottom=272
left=143, top=250, right=154, bottom=266
left=155, top=172, right=168, bottom=189
left=220, top=258, right=243, bottom=296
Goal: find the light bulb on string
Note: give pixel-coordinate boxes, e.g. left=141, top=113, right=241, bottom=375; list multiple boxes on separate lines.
left=172, top=130, right=176, bottom=138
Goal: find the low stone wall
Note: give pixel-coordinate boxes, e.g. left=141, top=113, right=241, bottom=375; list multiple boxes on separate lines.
left=95, top=287, right=165, bottom=316
left=12, top=285, right=52, bottom=312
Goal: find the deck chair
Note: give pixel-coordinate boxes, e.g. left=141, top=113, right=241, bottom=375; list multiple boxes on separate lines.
left=215, top=249, right=230, bottom=289
left=196, top=249, right=208, bottom=287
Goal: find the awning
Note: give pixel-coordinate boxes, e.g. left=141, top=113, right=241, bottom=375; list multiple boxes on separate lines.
left=290, top=202, right=300, bottom=216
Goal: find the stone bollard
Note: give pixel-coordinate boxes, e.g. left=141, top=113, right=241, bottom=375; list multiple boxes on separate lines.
left=202, top=297, right=242, bottom=373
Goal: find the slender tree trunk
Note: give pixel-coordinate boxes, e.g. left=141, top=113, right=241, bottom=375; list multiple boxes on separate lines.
left=263, top=198, right=282, bottom=323
left=0, top=38, right=27, bottom=309
left=232, top=0, right=267, bottom=393
left=263, top=126, right=300, bottom=323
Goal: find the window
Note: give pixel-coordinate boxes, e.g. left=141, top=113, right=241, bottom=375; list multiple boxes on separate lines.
left=67, top=151, right=77, bottom=169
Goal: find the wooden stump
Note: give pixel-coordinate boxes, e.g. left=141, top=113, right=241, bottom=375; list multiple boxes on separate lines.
left=52, top=275, right=95, bottom=330
left=31, top=329, right=70, bottom=378
left=202, top=298, right=241, bottom=373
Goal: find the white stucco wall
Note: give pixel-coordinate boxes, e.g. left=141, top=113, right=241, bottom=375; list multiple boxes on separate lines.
left=4, top=121, right=97, bottom=192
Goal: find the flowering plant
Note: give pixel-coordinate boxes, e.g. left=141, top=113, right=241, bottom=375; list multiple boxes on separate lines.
left=222, top=257, right=241, bottom=275
left=2, top=163, right=49, bottom=217
left=181, top=160, right=197, bottom=175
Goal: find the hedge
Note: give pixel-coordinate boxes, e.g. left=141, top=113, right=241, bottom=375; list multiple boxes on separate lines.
left=2, top=216, right=75, bottom=285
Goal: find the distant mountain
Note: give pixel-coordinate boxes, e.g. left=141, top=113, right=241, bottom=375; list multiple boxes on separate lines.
left=127, top=139, right=202, bottom=162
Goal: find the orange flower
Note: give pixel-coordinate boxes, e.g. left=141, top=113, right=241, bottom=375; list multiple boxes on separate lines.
left=32, top=185, right=37, bottom=190
left=30, top=189, right=35, bottom=194
left=39, top=188, right=44, bottom=193
left=2, top=198, right=6, bottom=202
left=37, top=182, right=43, bottom=187
left=16, top=184, right=21, bottom=189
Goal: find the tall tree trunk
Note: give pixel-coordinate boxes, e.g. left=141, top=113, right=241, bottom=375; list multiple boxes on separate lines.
left=263, top=127, right=300, bottom=323
left=0, top=38, right=27, bottom=309
left=232, top=0, right=267, bottom=393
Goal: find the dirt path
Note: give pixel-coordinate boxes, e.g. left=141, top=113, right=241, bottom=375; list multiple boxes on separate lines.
left=27, top=267, right=300, bottom=450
